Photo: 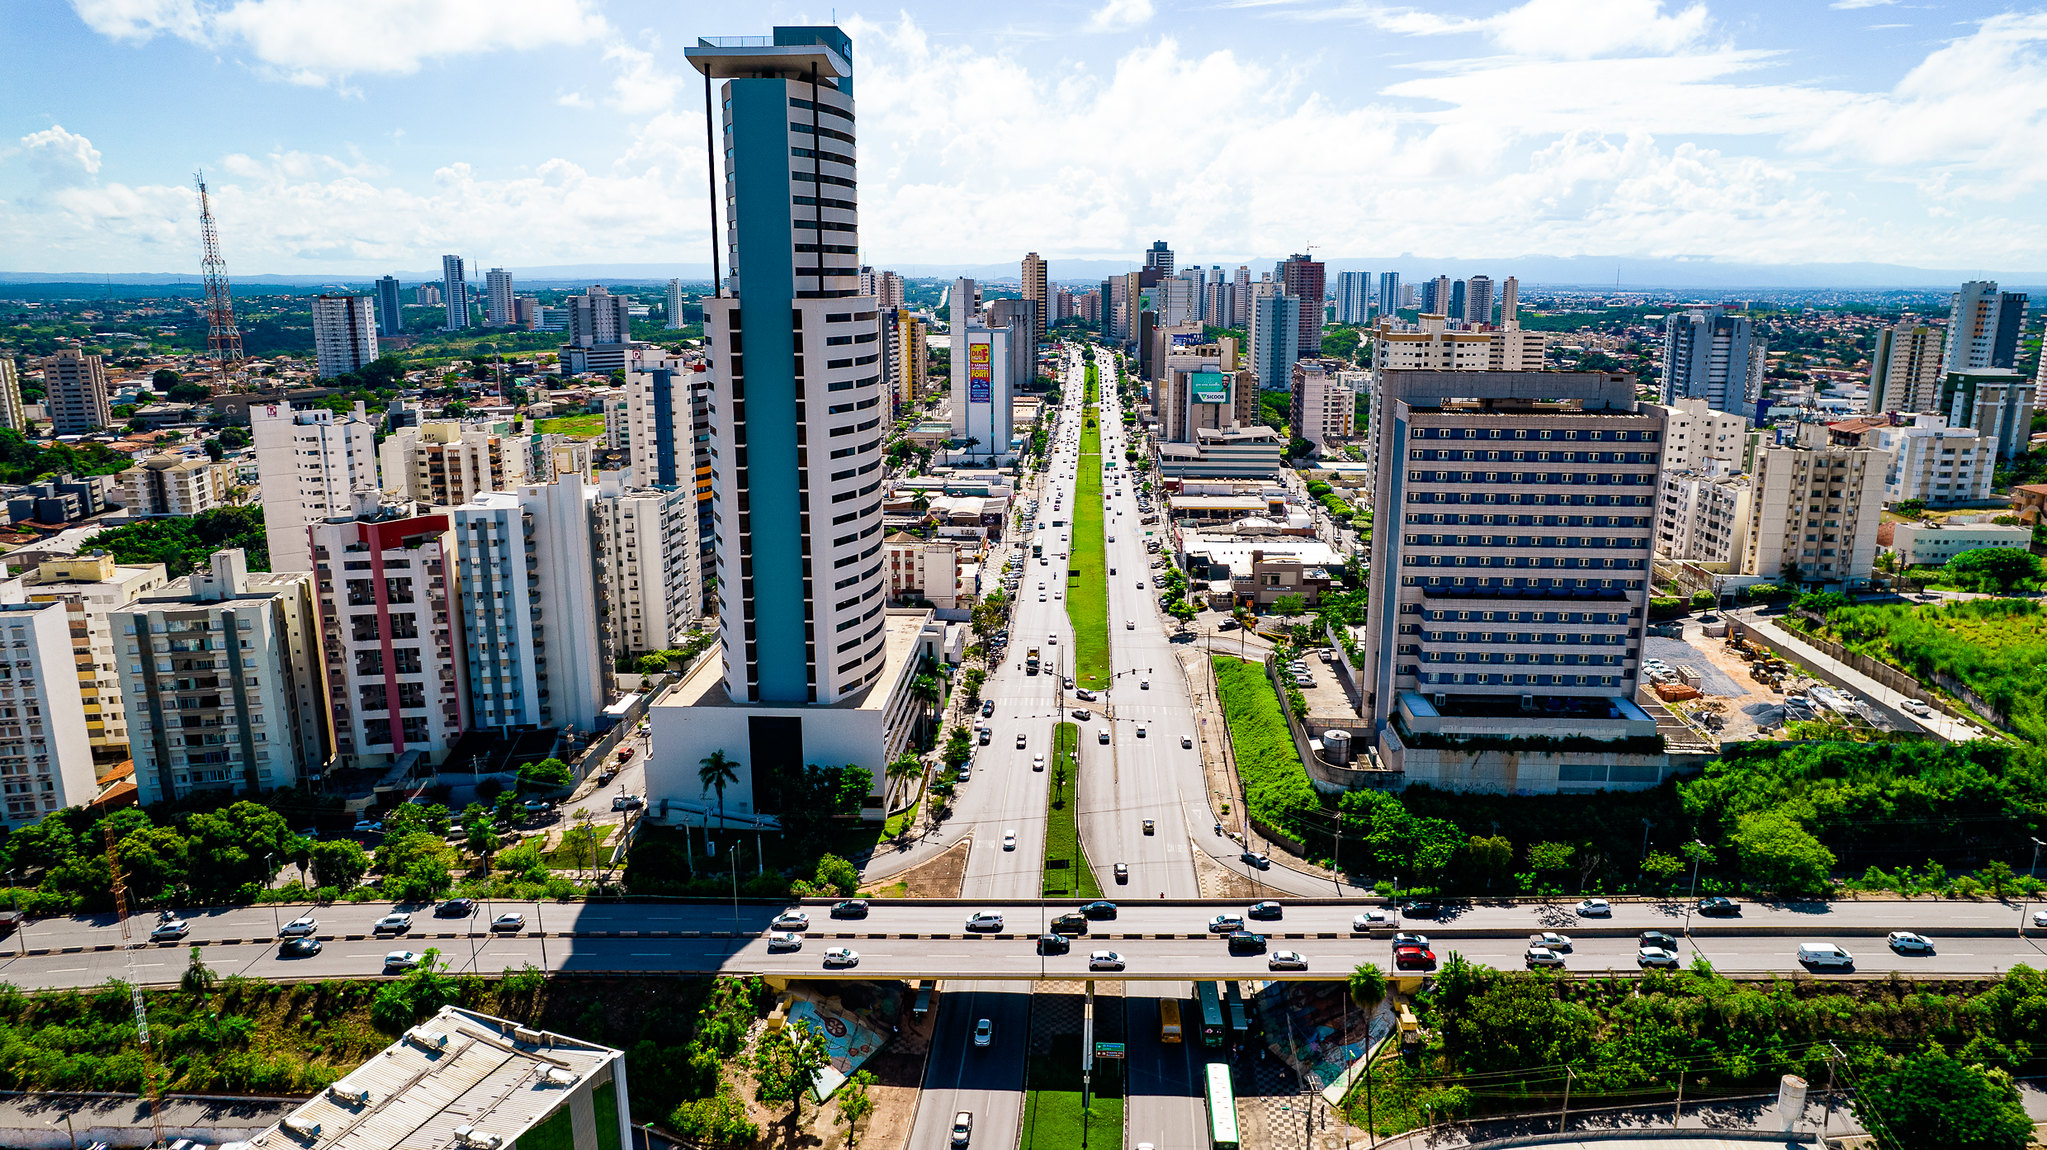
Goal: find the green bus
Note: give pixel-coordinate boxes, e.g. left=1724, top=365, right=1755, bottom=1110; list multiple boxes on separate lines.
left=1195, top=981, right=1225, bottom=1048
left=1204, top=1061, right=1240, bottom=1150
left=1224, top=981, right=1249, bottom=1043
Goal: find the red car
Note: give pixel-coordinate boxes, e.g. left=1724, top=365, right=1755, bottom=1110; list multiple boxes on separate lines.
left=1393, top=944, right=1437, bottom=970
left=617, top=746, right=635, bottom=761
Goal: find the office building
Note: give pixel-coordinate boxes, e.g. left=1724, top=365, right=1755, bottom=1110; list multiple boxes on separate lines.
left=1145, top=241, right=1174, bottom=275
left=115, top=550, right=328, bottom=806
left=1160, top=360, right=1251, bottom=446
left=1422, top=274, right=1451, bottom=316
left=1291, top=359, right=1355, bottom=449
left=1938, top=369, right=2036, bottom=459
left=485, top=267, right=516, bottom=326
left=1336, top=270, right=1372, bottom=326
left=452, top=476, right=606, bottom=734
left=121, top=454, right=233, bottom=517
left=1360, top=370, right=1668, bottom=793
left=953, top=321, right=1014, bottom=461
left=624, top=362, right=693, bottom=487
left=985, top=298, right=1039, bottom=392
left=309, top=502, right=465, bottom=767
left=1653, top=397, right=1748, bottom=472
left=373, top=275, right=404, bottom=337
left=1656, top=469, right=1753, bottom=565
left=1889, top=521, right=2032, bottom=567
left=1021, top=252, right=1048, bottom=337
left=251, top=401, right=380, bottom=572
left=1945, top=280, right=2027, bottom=373
left=379, top=421, right=508, bottom=508
left=0, top=596, right=97, bottom=827
left=1278, top=253, right=1326, bottom=357
left=1742, top=423, right=1884, bottom=590
left=1867, top=319, right=1946, bottom=414
left=440, top=254, right=469, bottom=331
left=19, top=552, right=169, bottom=773
left=951, top=276, right=980, bottom=324
left=1465, top=276, right=1494, bottom=328
left=594, top=470, right=700, bottom=657
left=560, top=285, right=635, bottom=374
left=665, top=277, right=687, bottom=329
left=1449, top=280, right=1466, bottom=326
left=1661, top=307, right=1763, bottom=419
left=40, top=349, right=110, bottom=434
left=311, top=294, right=379, bottom=379
left=1250, top=294, right=1301, bottom=393
left=1377, top=272, right=1402, bottom=321
left=515, top=296, right=540, bottom=329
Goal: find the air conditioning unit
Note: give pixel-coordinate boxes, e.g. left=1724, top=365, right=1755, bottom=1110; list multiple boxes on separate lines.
left=452, top=1126, right=505, bottom=1150
left=327, top=1084, right=371, bottom=1106
left=404, top=1027, right=448, bottom=1051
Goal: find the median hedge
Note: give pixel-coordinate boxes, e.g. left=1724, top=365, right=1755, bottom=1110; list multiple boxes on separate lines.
left=1211, top=657, right=1318, bottom=840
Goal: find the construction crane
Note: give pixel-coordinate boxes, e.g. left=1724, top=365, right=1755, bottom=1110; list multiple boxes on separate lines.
left=104, top=826, right=166, bottom=1150
left=195, top=169, right=245, bottom=387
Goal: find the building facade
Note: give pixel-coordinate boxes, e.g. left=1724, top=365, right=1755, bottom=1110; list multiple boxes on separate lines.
left=1290, top=359, right=1355, bottom=448
left=312, top=294, right=379, bottom=379
left=20, top=552, right=169, bottom=773
left=379, top=422, right=508, bottom=508
left=441, top=254, right=469, bottom=331
left=1653, top=397, right=1749, bottom=472
left=1372, top=314, right=1491, bottom=374
left=1021, top=252, right=1048, bottom=337
left=121, top=454, right=233, bottom=517
left=1945, top=280, right=2027, bottom=373
left=592, top=471, right=699, bottom=658
left=374, top=275, right=404, bottom=337
left=252, top=401, right=380, bottom=573
left=952, top=322, right=1013, bottom=461
left=561, top=285, right=636, bottom=374
left=1889, top=521, right=2032, bottom=567
left=1660, top=307, right=1762, bottom=419
left=0, top=597, right=97, bottom=828
left=1867, top=320, right=1946, bottom=414
left=485, top=268, right=516, bottom=327
left=1938, top=369, right=2036, bottom=460
left=40, top=350, right=111, bottom=435
left=1742, top=424, right=1884, bottom=589
left=1655, top=469, right=1752, bottom=565
left=1278, top=253, right=1325, bottom=357
left=1250, top=294, right=1301, bottom=392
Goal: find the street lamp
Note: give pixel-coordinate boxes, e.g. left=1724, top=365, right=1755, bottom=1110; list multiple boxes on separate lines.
left=1683, top=840, right=1706, bottom=937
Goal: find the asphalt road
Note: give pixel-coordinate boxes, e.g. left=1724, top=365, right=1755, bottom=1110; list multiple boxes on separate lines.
left=1124, top=984, right=1209, bottom=1150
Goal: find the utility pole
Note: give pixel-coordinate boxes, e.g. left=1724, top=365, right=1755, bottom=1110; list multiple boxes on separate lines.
left=1558, top=1067, right=1574, bottom=1136
left=1821, top=1043, right=1843, bottom=1142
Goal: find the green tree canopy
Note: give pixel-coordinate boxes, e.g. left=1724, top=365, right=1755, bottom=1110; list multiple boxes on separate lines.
left=1945, top=547, right=2042, bottom=592
left=1853, top=1051, right=2034, bottom=1150
left=1729, top=810, right=1835, bottom=895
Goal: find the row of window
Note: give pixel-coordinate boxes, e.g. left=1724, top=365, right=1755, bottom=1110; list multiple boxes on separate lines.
left=1405, top=555, right=1648, bottom=570
left=1410, top=672, right=1623, bottom=687
left=1412, top=427, right=1656, bottom=442
left=1403, top=534, right=1649, bottom=550
left=1408, top=513, right=1649, bottom=527
left=1408, top=492, right=1656, bottom=506
left=1409, top=470, right=1655, bottom=487
left=1411, top=449, right=1657, bottom=464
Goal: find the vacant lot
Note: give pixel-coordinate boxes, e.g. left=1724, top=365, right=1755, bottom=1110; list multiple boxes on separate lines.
left=1817, top=597, right=2047, bottom=741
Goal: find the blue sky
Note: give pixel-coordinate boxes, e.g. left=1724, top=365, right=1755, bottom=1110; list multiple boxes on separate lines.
left=2, top=0, right=2045, bottom=277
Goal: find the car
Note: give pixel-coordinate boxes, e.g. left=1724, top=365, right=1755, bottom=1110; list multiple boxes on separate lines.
left=1017, top=734, right=1028, bottom=749
left=384, top=949, right=423, bottom=972
left=1114, top=863, right=1129, bottom=884
left=352, top=819, right=385, bottom=834
left=971, top=1018, right=995, bottom=1048
left=373, top=913, right=412, bottom=935
left=1136, top=581, right=1145, bottom=588
left=1142, top=819, right=1155, bottom=835
left=1268, top=951, right=1307, bottom=971
left=1038, top=594, right=1046, bottom=602
left=1696, top=896, right=1741, bottom=916
left=1797, top=942, right=1856, bottom=971
left=1136, top=726, right=1147, bottom=738
left=772, top=910, right=810, bottom=931
left=1074, top=688, right=1097, bottom=701
left=491, top=912, right=526, bottom=932
left=1637, top=946, right=1680, bottom=968
left=1391, top=932, right=1431, bottom=950
left=1081, top=901, right=1118, bottom=920
left=1065, top=677, right=1076, bottom=689
left=1575, top=898, right=1612, bottom=917
left=279, top=915, right=319, bottom=938
left=279, top=936, right=323, bottom=958
left=1393, top=945, right=1436, bottom=970
left=1900, top=698, right=1932, bottom=716
left=612, top=794, right=645, bottom=811
left=1140, top=680, right=1149, bottom=690
left=2033, top=909, right=2047, bottom=928
left=831, top=899, right=869, bottom=919
left=1039, top=931, right=1072, bottom=955
left=1032, top=754, right=1046, bottom=771
left=823, top=947, right=860, bottom=967
left=979, top=728, right=993, bottom=745
left=981, top=699, right=996, bottom=717
left=1073, top=709, right=1092, bottom=720
left=1051, top=912, right=1088, bottom=935
left=1099, top=730, right=1110, bottom=744
left=1209, top=914, right=1245, bottom=933
left=1240, top=851, right=1271, bottom=870
left=150, top=919, right=189, bottom=941
left=1640, top=931, right=1679, bottom=951
left=1003, top=831, right=1017, bottom=851
left=951, top=1112, right=975, bottom=1149
left=1529, top=932, right=1573, bottom=952
left=1227, top=931, right=1267, bottom=954
left=1248, top=901, right=1283, bottom=921
left=616, top=745, right=635, bottom=761
left=522, top=799, right=554, bottom=818
left=1217, top=619, right=1239, bottom=630
left=1181, top=736, right=1193, bottom=749
left=1887, top=931, right=1935, bottom=954
left=966, top=912, right=1005, bottom=932
left=1525, top=946, right=1568, bottom=969
left=766, top=932, right=803, bottom=952
left=1351, top=911, right=1388, bottom=932
left=1400, top=900, right=1440, bottom=919
left=436, top=898, right=476, bottom=917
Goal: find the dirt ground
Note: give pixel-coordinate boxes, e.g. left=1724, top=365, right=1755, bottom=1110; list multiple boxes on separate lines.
left=861, top=837, right=968, bottom=899
left=1195, top=847, right=1262, bottom=900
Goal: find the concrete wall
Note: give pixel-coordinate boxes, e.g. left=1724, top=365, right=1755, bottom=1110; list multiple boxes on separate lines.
left=1379, top=726, right=1683, bottom=795
left=647, top=702, right=888, bottom=826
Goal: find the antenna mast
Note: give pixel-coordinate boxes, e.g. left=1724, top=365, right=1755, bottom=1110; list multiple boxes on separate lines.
left=195, top=170, right=245, bottom=388
left=105, top=827, right=167, bottom=1150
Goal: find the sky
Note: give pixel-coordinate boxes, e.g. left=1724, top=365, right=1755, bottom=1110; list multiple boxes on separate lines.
left=2, top=0, right=2046, bottom=280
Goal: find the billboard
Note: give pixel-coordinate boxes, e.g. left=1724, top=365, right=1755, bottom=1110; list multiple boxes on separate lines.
left=969, top=340, right=992, bottom=404
left=1189, top=371, right=1230, bottom=405
left=1171, top=331, right=1204, bottom=348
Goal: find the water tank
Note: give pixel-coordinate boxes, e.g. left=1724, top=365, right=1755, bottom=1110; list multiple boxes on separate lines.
left=1324, top=729, right=1352, bottom=764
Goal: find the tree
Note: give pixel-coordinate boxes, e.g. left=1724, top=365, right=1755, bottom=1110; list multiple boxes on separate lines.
left=1347, top=962, right=1388, bottom=1136
left=813, top=854, right=860, bottom=897
left=516, top=758, right=572, bottom=793
left=1730, top=811, right=1835, bottom=895
left=1271, top=593, right=1308, bottom=623
left=181, top=945, right=216, bottom=995
left=1641, top=851, right=1685, bottom=890
left=754, top=1017, right=829, bottom=1119
left=462, top=803, right=502, bottom=858
left=115, top=826, right=189, bottom=904
left=151, top=368, right=182, bottom=391
left=308, top=839, right=370, bottom=893
left=1853, top=1051, right=2033, bottom=1150
left=186, top=801, right=299, bottom=896
left=835, top=1069, right=876, bottom=1146
left=1946, top=547, right=2042, bottom=592
left=885, top=754, right=923, bottom=808
left=1462, top=835, right=1514, bottom=887
left=699, top=750, right=739, bottom=832
left=1526, top=841, right=1576, bottom=875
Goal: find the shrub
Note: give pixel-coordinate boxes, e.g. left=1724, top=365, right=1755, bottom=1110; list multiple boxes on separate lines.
left=1212, top=657, right=1318, bottom=839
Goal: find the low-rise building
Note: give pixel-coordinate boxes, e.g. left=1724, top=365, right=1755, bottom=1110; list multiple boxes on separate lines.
left=885, top=534, right=963, bottom=609
left=6, top=473, right=110, bottom=525
left=1180, top=535, right=1343, bottom=609
left=1155, top=425, right=1286, bottom=479
left=1887, top=521, right=2033, bottom=567
left=121, top=454, right=234, bottom=517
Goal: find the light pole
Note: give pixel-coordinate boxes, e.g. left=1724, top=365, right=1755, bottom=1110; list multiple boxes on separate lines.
left=1683, top=840, right=1706, bottom=937
left=264, top=854, right=281, bottom=937
left=7, top=869, right=20, bottom=957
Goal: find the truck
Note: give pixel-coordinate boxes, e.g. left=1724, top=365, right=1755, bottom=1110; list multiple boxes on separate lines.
left=1026, top=647, right=1041, bottom=675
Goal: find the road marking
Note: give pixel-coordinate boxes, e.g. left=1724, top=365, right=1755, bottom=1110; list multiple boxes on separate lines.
left=48, top=967, right=85, bottom=973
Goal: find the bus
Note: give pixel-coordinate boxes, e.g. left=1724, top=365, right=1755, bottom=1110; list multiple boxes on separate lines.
left=1032, top=542, right=1043, bottom=557
left=1203, top=1062, right=1240, bottom=1150
left=1158, top=998, right=1183, bottom=1044
left=1223, top=982, right=1249, bottom=1044
left=1195, top=981, right=1225, bottom=1049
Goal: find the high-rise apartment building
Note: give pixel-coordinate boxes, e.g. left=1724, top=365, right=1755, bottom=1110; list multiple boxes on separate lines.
left=877, top=270, right=905, bottom=309
left=0, top=358, right=24, bottom=433
left=1866, top=321, right=1943, bottom=416
left=1144, top=241, right=1174, bottom=275
left=1501, top=276, right=1519, bottom=324
left=624, top=362, right=693, bottom=487
left=441, top=254, right=469, bottom=331
left=664, top=278, right=686, bottom=329
left=1850, top=414, right=1996, bottom=507
left=115, top=550, right=328, bottom=806
left=1945, top=280, right=2027, bottom=373
left=379, top=422, right=508, bottom=508
left=1422, top=275, right=1451, bottom=316
left=19, top=552, right=169, bottom=774
left=894, top=311, right=928, bottom=412
left=415, top=283, right=441, bottom=307
left=0, top=595, right=97, bottom=828
left=1449, top=280, right=1467, bottom=326
left=561, top=284, right=636, bottom=373
left=1290, top=359, right=1355, bottom=448
left=374, top=275, right=404, bottom=337
left=1465, top=276, right=1494, bottom=328
left=1656, top=469, right=1753, bottom=565
left=485, top=268, right=516, bottom=326
left=1378, top=272, right=1402, bottom=321
left=515, top=296, right=540, bottom=329
left=312, top=294, right=379, bottom=379
left=1021, top=252, right=1048, bottom=337
left=1372, top=314, right=1491, bottom=374
left=1278, top=253, right=1326, bottom=358
left=40, top=350, right=111, bottom=434
left=953, top=321, right=1014, bottom=460
left=1938, top=369, right=2036, bottom=459
left=1336, top=271, right=1372, bottom=326
left=1661, top=307, right=1763, bottom=419
left=1742, top=423, right=1883, bottom=589
left=1652, top=397, right=1749, bottom=471
left=252, top=401, right=380, bottom=572
left=1250, top=294, right=1301, bottom=392
left=121, top=454, right=233, bottom=517
left=592, top=470, right=699, bottom=658
left=950, top=277, right=979, bottom=325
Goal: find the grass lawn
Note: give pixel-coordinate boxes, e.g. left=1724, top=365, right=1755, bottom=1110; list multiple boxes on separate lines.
left=1066, top=405, right=1111, bottom=689
left=880, top=799, right=919, bottom=842
left=1041, top=722, right=1101, bottom=898
left=535, top=412, right=607, bottom=438
left=1020, top=1035, right=1124, bottom=1150
left=542, top=824, right=615, bottom=869
left=1211, top=655, right=1319, bottom=840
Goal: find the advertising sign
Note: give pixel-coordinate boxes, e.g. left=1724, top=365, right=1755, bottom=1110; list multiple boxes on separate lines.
left=1189, top=371, right=1230, bottom=405
left=969, top=340, right=992, bottom=404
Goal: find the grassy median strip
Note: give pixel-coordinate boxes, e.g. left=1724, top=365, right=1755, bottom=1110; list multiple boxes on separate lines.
left=1066, top=405, right=1111, bottom=689
left=1020, top=1046, right=1123, bottom=1150
left=1041, top=722, right=1101, bottom=898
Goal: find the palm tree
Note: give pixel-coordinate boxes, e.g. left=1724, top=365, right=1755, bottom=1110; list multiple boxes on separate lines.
left=1349, top=962, right=1389, bottom=1144
left=910, top=673, right=943, bottom=738
left=698, top=750, right=739, bottom=835
left=885, top=754, right=923, bottom=812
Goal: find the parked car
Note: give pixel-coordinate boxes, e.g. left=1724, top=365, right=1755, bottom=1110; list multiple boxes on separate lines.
left=612, top=794, right=644, bottom=811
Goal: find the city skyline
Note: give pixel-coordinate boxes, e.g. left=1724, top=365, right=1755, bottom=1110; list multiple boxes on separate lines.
left=3, top=0, right=2046, bottom=276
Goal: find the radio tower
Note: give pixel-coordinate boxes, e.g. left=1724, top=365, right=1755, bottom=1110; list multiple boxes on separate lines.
left=195, top=170, right=245, bottom=386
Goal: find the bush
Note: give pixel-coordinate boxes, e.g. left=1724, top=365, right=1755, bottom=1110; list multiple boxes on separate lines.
left=515, top=758, right=573, bottom=793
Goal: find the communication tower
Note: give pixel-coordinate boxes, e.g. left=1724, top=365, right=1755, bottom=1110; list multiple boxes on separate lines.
left=195, top=170, right=245, bottom=386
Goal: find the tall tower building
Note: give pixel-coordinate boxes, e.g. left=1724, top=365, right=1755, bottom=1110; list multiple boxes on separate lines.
left=1234, top=266, right=1251, bottom=326
left=1335, top=271, right=1372, bottom=325
left=252, top=401, right=379, bottom=572
left=1465, top=275, right=1494, bottom=328
left=665, top=278, right=687, bottom=329
left=1500, top=275, right=1519, bottom=325
left=1278, top=253, right=1325, bottom=358
left=374, top=275, right=404, bottom=337
left=1144, top=241, right=1175, bottom=275
left=1378, top=272, right=1402, bottom=320
left=0, top=357, right=25, bottom=432
left=40, top=349, right=111, bottom=434
left=486, top=268, right=516, bottom=326
left=1945, top=280, right=2028, bottom=373
left=877, top=270, right=905, bottom=309
left=441, top=254, right=470, bottom=331
left=951, top=277, right=979, bottom=325
left=311, top=294, right=379, bottom=379
left=1449, top=280, right=1467, bottom=326
left=561, top=285, right=635, bottom=373
left=1021, top=252, right=1048, bottom=337
left=1868, top=320, right=1947, bottom=414
left=1661, top=307, right=1762, bottom=420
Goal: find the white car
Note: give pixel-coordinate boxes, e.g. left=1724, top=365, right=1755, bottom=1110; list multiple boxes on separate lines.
left=1887, top=931, right=1934, bottom=954
left=1032, top=754, right=1046, bottom=771
left=772, top=910, right=810, bottom=931
left=766, top=932, right=803, bottom=952
left=966, top=912, right=1005, bottom=931
left=1268, top=951, right=1308, bottom=970
left=150, top=919, right=189, bottom=941
left=279, top=915, right=319, bottom=938
left=1351, top=911, right=1388, bottom=932
left=490, top=912, right=526, bottom=932
left=1003, top=831, right=1017, bottom=851
left=373, top=913, right=412, bottom=935
left=823, top=947, right=860, bottom=967
left=1637, top=946, right=1680, bottom=968
left=384, top=950, right=422, bottom=971
left=1900, top=698, right=1932, bottom=716
left=1524, top=946, right=1567, bottom=969
left=1575, top=898, right=1612, bottom=917
left=1088, top=950, right=1125, bottom=971
left=2034, top=909, right=2047, bottom=928
left=1530, top=932, right=1573, bottom=951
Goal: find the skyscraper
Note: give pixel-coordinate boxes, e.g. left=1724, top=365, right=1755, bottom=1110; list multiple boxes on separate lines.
left=1021, top=252, right=1048, bottom=337
left=1662, top=307, right=1763, bottom=420
left=1378, top=272, right=1401, bottom=320
left=1145, top=241, right=1175, bottom=275
left=1448, top=280, right=1466, bottom=326
left=1500, top=276, right=1519, bottom=325
left=311, top=294, right=379, bottom=379
left=951, top=277, right=979, bottom=325
left=1336, top=270, right=1372, bottom=326
left=1465, top=275, right=1494, bottom=328
left=1250, top=294, right=1300, bottom=393
left=953, top=320, right=1013, bottom=460
left=0, top=357, right=26, bottom=432
left=1945, top=280, right=2028, bottom=373
left=373, top=275, right=404, bottom=337
left=252, top=401, right=378, bottom=572
left=1868, top=320, right=1947, bottom=414
left=1234, top=266, right=1251, bottom=326
left=561, top=285, right=634, bottom=373
left=40, top=349, right=110, bottom=434
left=1423, top=274, right=1451, bottom=316
left=485, top=267, right=516, bottom=326
left=665, top=278, right=687, bottom=329
left=440, top=254, right=469, bottom=331
left=1278, top=253, right=1325, bottom=358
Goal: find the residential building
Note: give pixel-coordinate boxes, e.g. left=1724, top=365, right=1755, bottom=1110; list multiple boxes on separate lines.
left=19, top=552, right=169, bottom=772
left=1021, top=252, right=1048, bottom=337
left=1336, top=271, right=1373, bottom=326
left=1449, top=280, right=1467, bottom=326
left=1656, top=469, right=1753, bottom=565
left=1945, top=280, right=2027, bottom=373
left=1661, top=306, right=1762, bottom=419
left=114, top=549, right=328, bottom=806
left=623, top=362, right=694, bottom=487
left=1372, top=314, right=1491, bottom=374
left=309, top=503, right=464, bottom=768
left=373, top=275, right=404, bottom=337
left=311, top=294, right=379, bottom=379
left=1653, top=397, right=1748, bottom=471
left=1145, top=240, right=1174, bottom=275
left=121, top=453, right=233, bottom=517
left=2012, top=484, right=2047, bottom=524
left=665, top=277, right=687, bottom=329
left=1465, top=275, right=1494, bottom=327
left=875, top=269, right=906, bottom=309
left=894, top=310, right=929, bottom=411
left=0, top=596, right=97, bottom=827
left=951, top=277, right=979, bottom=324
left=1867, top=319, right=1946, bottom=413
left=40, top=349, right=110, bottom=434
left=6, top=473, right=108, bottom=525
left=1830, top=413, right=1996, bottom=506
left=593, top=471, right=699, bottom=659
left=1290, top=359, right=1355, bottom=449
left=953, top=320, right=1013, bottom=461
left=1278, top=253, right=1326, bottom=357
left=485, top=267, right=516, bottom=326
left=1423, top=275, right=1451, bottom=315
left=1501, top=276, right=1520, bottom=324
left=884, top=534, right=963, bottom=609
left=515, top=296, right=541, bottom=329
left=985, top=297, right=1038, bottom=393
left=1742, top=423, right=1884, bottom=590
left=440, top=254, right=469, bottom=331
left=379, top=421, right=508, bottom=508
left=1889, top=521, right=2032, bottom=567
left=451, top=477, right=606, bottom=734
left=1377, top=272, right=1401, bottom=321
left=251, top=401, right=379, bottom=573
left=1938, top=369, right=2036, bottom=459
left=1250, top=294, right=1301, bottom=392
left=561, top=285, right=635, bottom=374
left=1488, top=325, right=1546, bottom=372
left=0, top=358, right=21, bottom=432
left=415, top=283, right=441, bottom=307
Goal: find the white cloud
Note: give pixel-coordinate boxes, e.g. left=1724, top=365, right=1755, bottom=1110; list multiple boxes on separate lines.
left=1290, top=0, right=1712, bottom=60
left=1830, top=0, right=1894, bottom=9
left=70, top=0, right=609, bottom=85
left=19, top=126, right=105, bottom=184
left=602, top=39, right=687, bottom=114
left=1089, top=0, right=1155, bottom=32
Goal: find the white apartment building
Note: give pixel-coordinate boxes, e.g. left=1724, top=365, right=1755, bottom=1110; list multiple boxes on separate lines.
left=1488, top=326, right=1546, bottom=372
left=624, top=362, right=695, bottom=487
left=1868, top=415, right=1995, bottom=506
left=441, top=254, right=469, bottom=331
left=1656, top=469, right=1753, bottom=565
left=252, top=401, right=380, bottom=573
left=0, top=358, right=24, bottom=432
left=1939, top=369, right=2036, bottom=460
left=592, top=472, right=699, bottom=658
left=0, top=597, right=97, bottom=827
left=665, top=278, right=686, bottom=330
left=485, top=268, right=516, bottom=327
left=1867, top=320, right=1946, bottom=414
left=1888, top=521, right=2032, bottom=567
left=451, top=477, right=607, bottom=734
left=310, top=504, right=465, bottom=768
left=1290, top=360, right=1355, bottom=448
left=884, top=535, right=963, bottom=610
left=114, top=550, right=328, bottom=806
left=1743, top=425, right=1885, bottom=590
left=121, top=454, right=234, bottom=517
left=20, top=552, right=169, bottom=772
left=379, top=422, right=507, bottom=508
left=40, top=349, right=110, bottom=435
left=1372, top=315, right=1491, bottom=373
left=1653, top=398, right=1749, bottom=472
left=311, top=294, right=379, bottom=379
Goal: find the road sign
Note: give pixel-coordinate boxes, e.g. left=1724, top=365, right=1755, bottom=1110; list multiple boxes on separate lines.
left=1093, top=1042, right=1125, bottom=1059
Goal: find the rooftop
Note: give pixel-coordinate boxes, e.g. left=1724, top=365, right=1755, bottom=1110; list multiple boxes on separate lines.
left=658, top=609, right=933, bottom=714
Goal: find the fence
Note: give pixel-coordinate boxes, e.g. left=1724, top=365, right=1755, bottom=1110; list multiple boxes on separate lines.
left=1737, top=619, right=2014, bottom=736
